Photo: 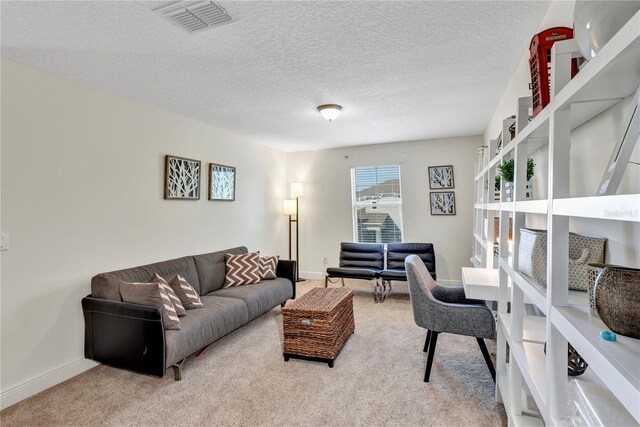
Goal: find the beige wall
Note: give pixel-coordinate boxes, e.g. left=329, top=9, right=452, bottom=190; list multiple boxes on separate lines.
left=0, top=60, right=287, bottom=407
left=286, top=136, right=481, bottom=282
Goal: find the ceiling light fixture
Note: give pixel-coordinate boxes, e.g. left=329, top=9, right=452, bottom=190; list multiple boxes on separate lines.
left=317, top=104, right=342, bottom=122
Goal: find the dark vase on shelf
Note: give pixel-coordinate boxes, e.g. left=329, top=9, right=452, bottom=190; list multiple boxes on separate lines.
left=544, top=342, right=588, bottom=376
left=594, top=266, right=640, bottom=339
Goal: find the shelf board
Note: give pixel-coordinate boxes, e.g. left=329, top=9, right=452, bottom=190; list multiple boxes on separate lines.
left=515, top=200, right=547, bottom=214
left=555, top=10, right=640, bottom=111
left=499, top=313, right=546, bottom=344
left=497, top=369, right=510, bottom=413
left=511, top=341, right=547, bottom=419
left=551, top=305, right=640, bottom=423
left=473, top=233, right=487, bottom=249
left=553, top=194, right=640, bottom=222
left=499, top=257, right=513, bottom=276
left=475, top=154, right=502, bottom=181
left=513, top=415, right=544, bottom=427
left=512, top=271, right=547, bottom=315
left=506, top=107, right=551, bottom=156
left=501, top=201, right=515, bottom=211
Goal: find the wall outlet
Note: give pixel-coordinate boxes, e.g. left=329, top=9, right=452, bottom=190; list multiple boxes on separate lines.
left=323, top=256, right=328, bottom=265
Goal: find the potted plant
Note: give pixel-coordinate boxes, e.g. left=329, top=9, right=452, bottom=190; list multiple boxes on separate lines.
left=497, top=158, right=535, bottom=202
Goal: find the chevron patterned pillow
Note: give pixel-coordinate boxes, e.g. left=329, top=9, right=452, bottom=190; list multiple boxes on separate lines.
left=259, top=255, right=279, bottom=280
left=149, top=273, right=186, bottom=316
left=168, top=274, right=203, bottom=310
left=225, top=252, right=261, bottom=287
left=120, top=281, right=181, bottom=330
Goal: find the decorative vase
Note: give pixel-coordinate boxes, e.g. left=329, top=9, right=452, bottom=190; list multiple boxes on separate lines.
left=573, top=0, right=640, bottom=61
left=594, top=266, right=640, bottom=339
left=544, top=342, right=588, bottom=376
left=505, top=182, right=514, bottom=202
left=524, top=181, right=533, bottom=200
left=504, top=181, right=533, bottom=202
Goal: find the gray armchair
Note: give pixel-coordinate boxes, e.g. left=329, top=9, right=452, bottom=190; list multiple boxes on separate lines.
left=405, top=255, right=496, bottom=383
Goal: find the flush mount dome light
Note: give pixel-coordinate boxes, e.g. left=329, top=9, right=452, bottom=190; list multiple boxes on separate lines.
left=317, top=104, right=342, bottom=122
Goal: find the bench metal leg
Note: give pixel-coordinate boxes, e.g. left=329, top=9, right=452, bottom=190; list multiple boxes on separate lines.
left=325, top=276, right=328, bottom=288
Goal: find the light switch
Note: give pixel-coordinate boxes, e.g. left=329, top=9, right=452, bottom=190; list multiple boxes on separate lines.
left=0, top=233, right=8, bottom=251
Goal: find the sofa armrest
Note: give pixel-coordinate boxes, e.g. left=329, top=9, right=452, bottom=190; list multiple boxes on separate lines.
left=82, top=296, right=166, bottom=377
left=276, top=260, right=297, bottom=299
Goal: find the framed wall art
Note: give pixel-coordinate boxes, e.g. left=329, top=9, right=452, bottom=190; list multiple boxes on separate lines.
left=209, top=163, right=236, bottom=201
left=164, top=155, right=201, bottom=200
left=428, top=165, right=455, bottom=189
left=430, top=191, right=456, bottom=215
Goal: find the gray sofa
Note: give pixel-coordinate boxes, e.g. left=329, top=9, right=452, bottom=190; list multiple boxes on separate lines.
left=82, top=246, right=296, bottom=380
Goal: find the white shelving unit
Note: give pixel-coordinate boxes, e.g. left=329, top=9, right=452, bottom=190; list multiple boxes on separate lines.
left=472, top=12, right=640, bottom=427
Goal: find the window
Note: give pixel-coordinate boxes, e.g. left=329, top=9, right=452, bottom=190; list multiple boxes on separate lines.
left=351, top=165, right=404, bottom=243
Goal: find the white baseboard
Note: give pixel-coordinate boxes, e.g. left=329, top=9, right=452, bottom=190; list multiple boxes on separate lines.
left=300, top=271, right=325, bottom=280
left=300, top=271, right=461, bottom=286
left=0, top=358, right=98, bottom=410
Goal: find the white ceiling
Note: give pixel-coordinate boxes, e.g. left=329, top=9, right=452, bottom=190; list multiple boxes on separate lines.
left=1, top=1, right=550, bottom=152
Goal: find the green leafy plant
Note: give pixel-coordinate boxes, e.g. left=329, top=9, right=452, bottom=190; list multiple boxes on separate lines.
left=497, top=158, right=535, bottom=184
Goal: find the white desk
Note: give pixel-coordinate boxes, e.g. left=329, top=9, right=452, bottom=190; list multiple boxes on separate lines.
left=461, top=267, right=499, bottom=301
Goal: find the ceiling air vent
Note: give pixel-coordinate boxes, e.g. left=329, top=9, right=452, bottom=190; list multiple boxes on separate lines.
left=154, top=1, right=233, bottom=34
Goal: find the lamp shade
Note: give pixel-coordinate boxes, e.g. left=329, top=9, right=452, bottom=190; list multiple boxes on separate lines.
left=290, top=182, right=304, bottom=198
left=283, top=199, right=296, bottom=215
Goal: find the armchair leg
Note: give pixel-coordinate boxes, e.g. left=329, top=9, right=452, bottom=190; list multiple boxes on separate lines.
left=423, top=330, right=431, bottom=352
left=476, top=337, right=496, bottom=382
left=424, top=331, right=439, bottom=382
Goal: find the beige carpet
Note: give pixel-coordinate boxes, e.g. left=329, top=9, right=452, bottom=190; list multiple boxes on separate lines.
left=1, top=280, right=506, bottom=426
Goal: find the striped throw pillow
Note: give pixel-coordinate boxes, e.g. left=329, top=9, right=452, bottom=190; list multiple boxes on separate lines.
left=149, top=273, right=186, bottom=316
left=259, top=255, right=279, bottom=280
left=120, top=281, right=181, bottom=330
left=225, top=252, right=261, bottom=287
left=169, top=274, right=204, bottom=309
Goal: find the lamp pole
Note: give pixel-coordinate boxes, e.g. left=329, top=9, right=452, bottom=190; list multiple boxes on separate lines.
left=295, top=196, right=300, bottom=282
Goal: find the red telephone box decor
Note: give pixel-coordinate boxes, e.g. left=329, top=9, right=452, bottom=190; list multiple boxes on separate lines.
left=529, top=27, right=579, bottom=117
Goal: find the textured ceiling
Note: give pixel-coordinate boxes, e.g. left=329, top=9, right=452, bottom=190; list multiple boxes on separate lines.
left=1, top=1, right=550, bottom=151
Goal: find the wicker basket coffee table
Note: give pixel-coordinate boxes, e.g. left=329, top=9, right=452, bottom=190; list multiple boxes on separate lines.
left=282, top=287, right=355, bottom=367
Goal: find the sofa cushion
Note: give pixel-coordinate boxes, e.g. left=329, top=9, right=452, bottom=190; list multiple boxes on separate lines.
left=212, top=278, right=292, bottom=320
left=259, top=255, right=279, bottom=280
left=224, top=252, right=261, bottom=287
left=149, top=273, right=186, bottom=316
left=169, top=274, right=204, bottom=310
left=326, top=267, right=380, bottom=280
left=92, top=256, right=200, bottom=302
left=120, top=281, right=181, bottom=330
left=193, top=247, right=247, bottom=295
left=164, top=295, right=249, bottom=368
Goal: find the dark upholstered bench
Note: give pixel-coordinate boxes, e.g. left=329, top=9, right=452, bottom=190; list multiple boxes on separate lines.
left=380, top=242, right=436, bottom=283
left=325, top=242, right=383, bottom=287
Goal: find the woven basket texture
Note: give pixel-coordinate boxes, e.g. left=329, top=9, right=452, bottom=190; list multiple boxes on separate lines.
left=282, top=287, right=355, bottom=360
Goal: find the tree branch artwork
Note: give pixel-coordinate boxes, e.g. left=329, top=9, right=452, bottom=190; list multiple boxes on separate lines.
left=164, top=155, right=201, bottom=200
left=209, top=163, right=236, bottom=201
left=428, top=165, right=455, bottom=189
left=430, top=192, right=456, bottom=215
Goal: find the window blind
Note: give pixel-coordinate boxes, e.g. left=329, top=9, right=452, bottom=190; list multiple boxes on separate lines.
left=351, top=165, right=404, bottom=244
